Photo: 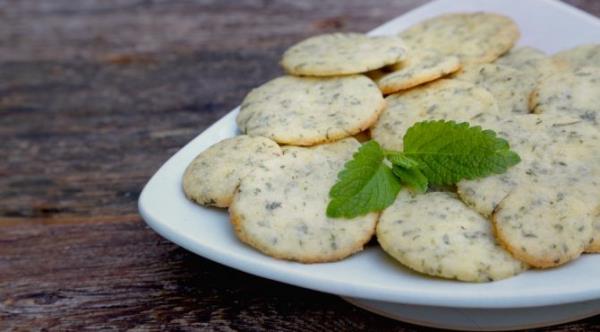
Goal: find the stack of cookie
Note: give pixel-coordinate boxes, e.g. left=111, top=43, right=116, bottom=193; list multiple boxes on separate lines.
left=182, top=12, right=599, bottom=282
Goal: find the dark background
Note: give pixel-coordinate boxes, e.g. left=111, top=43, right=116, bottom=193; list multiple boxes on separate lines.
left=1, top=0, right=599, bottom=330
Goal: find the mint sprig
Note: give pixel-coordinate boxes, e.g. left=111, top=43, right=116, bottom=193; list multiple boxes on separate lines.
left=327, top=120, right=520, bottom=219
left=327, top=141, right=402, bottom=218
left=385, top=151, right=419, bottom=169
left=392, top=165, right=428, bottom=193
left=403, top=120, right=521, bottom=185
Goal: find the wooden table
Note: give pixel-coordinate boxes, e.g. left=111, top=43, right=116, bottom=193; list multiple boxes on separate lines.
left=1, top=0, right=599, bottom=330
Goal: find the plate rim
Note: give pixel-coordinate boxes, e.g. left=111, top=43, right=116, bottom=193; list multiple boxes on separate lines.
left=139, top=0, right=600, bottom=309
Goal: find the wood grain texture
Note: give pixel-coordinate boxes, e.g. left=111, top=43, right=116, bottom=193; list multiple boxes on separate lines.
left=0, top=0, right=598, bottom=330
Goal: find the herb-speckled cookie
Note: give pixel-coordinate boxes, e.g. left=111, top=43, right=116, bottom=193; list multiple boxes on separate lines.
left=553, top=44, right=600, bottom=69
left=456, top=116, right=544, bottom=217
left=371, top=79, right=498, bottom=151
left=496, top=46, right=563, bottom=79
left=229, top=138, right=378, bottom=263
left=237, top=75, right=385, bottom=146
left=588, top=214, right=600, bottom=253
left=458, top=114, right=600, bottom=264
left=182, top=135, right=282, bottom=208
left=454, top=64, right=537, bottom=114
left=530, top=67, right=600, bottom=126
left=281, top=33, right=407, bottom=76
left=493, top=185, right=595, bottom=268
left=377, top=191, right=527, bottom=282
left=497, top=46, right=547, bottom=66
left=399, top=13, right=519, bottom=65
left=458, top=114, right=600, bottom=217
left=374, top=49, right=461, bottom=94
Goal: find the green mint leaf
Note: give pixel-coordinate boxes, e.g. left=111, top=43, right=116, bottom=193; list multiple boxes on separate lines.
left=403, top=120, right=521, bottom=185
left=327, top=141, right=402, bottom=218
left=392, top=165, right=428, bottom=193
left=385, top=151, right=420, bottom=169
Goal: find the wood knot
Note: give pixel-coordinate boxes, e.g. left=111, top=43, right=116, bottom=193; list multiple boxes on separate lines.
left=104, top=53, right=156, bottom=65
left=312, top=16, right=345, bottom=30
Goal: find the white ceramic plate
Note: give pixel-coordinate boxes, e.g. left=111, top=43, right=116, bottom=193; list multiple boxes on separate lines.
left=139, top=0, right=600, bottom=329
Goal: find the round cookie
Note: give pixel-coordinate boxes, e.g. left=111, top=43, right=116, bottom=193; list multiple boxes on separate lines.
left=530, top=67, right=600, bottom=126
left=456, top=116, right=546, bottom=217
left=454, top=63, right=538, bottom=114
left=281, top=33, right=407, bottom=76
left=459, top=115, right=600, bottom=264
left=374, top=49, right=461, bottom=94
left=497, top=46, right=547, bottom=67
left=493, top=184, right=595, bottom=268
left=399, top=13, right=520, bottom=65
left=458, top=114, right=600, bottom=217
left=553, top=44, right=600, bottom=69
left=182, top=135, right=282, bottom=208
left=588, top=214, right=600, bottom=253
left=496, top=46, right=563, bottom=79
left=237, top=75, right=385, bottom=146
left=229, top=138, right=378, bottom=263
left=370, top=79, right=499, bottom=151
left=377, top=191, right=527, bottom=282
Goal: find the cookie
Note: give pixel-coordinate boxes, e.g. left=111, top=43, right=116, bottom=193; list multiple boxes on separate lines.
left=371, top=79, right=498, bottom=151
left=497, top=46, right=547, bottom=66
left=553, top=44, right=600, bottom=69
left=458, top=115, right=600, bottom=264
left=182, top=135, right=282, bottom=208
left=377, top=191, right=527, bottom=282
left=496, top=46, right=563, bottom=79
left=281, top=33, right=407, bottom=76
left=399, top=13, right=519, bottom=65
left=493, top=184, right=595, bottom=268
left=490, top=116, right=600, bottom=263
left=454, top=63, right=537, bottom=114
left=458, top=114, right=600, bottom=217
left=374, top=49, right=461, bottom=94
left=229, top=138, right=378, bottom=263
left=237, top=75, right=385, bottom=146
left=588, top=214, right=600, bottom=253
left=530, top=67, right=600, bottom=126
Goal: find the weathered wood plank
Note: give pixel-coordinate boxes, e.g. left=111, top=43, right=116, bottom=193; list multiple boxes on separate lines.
left=0, top=0, right=598, bottom=330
